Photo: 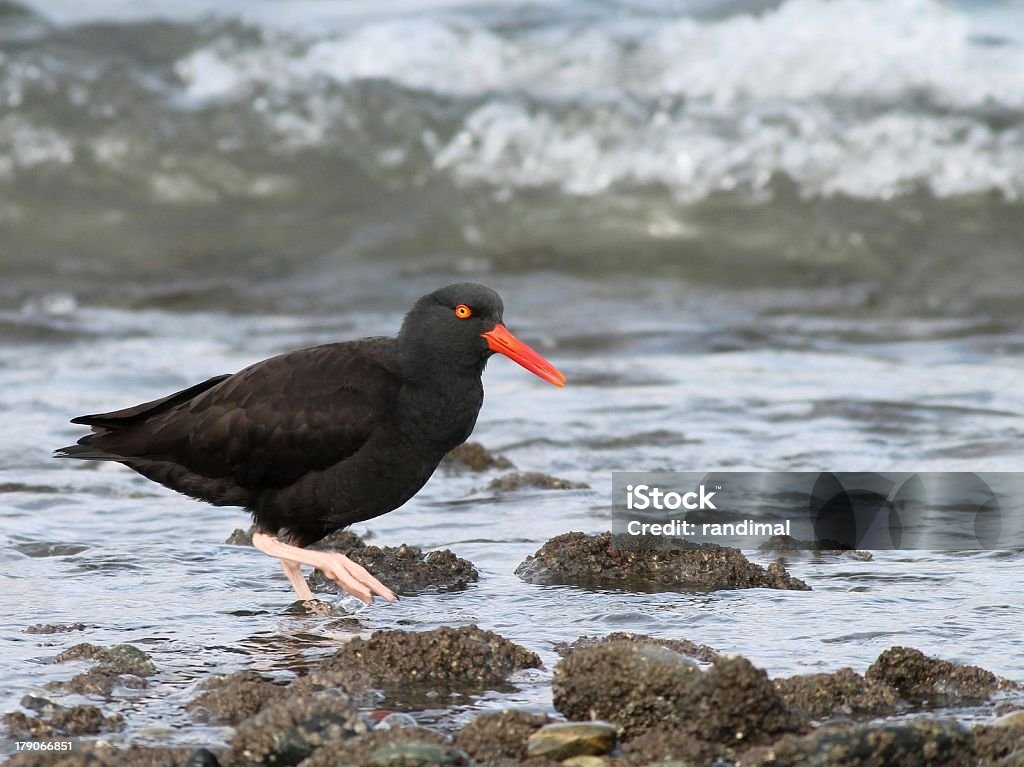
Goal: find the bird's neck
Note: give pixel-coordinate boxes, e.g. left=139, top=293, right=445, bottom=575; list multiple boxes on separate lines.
left=396, top=349, right=486, bottom=453
left=397, top=336, right=488, bottom=383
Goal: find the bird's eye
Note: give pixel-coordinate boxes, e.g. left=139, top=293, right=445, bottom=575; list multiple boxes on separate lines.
left=454, top=304, right=473, bottom=319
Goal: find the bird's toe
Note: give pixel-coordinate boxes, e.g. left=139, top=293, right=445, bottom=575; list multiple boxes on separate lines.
left=325, top=553, right=397, bottom=603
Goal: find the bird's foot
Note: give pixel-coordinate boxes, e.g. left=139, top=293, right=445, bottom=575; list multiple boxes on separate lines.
left=313, top=551, right=397, bottom=605
left=252, top=531, right=397, bottom=605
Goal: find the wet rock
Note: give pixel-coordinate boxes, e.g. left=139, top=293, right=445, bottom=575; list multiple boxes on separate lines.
left=54, top=669, right=148, bottom=696
left=183, top=750, right=220, bottom=767
left=865, top=646, right=1009, bottom=705
left=310, top=529, right=367, bottom=553
left=318, top=625, right=541, bottom=704
left=3, top=703, right=124, bottom=738
left=553, top=640, right=702, bottom=737
left=561, top=757, right=609, bottom=767
left=759, top=534, right=873, bottom=560
left=54, top=643, right=156, bottom=676
left=25, top=623, right=87, bottom=634
left=367, top=742, right=469, bottom=766
left=517, top=532, right=810, bottom=591
left=53, top=705, right=120, bottom=736
left=20, top=695, right=61, bottom=714
left=5, top=744, right=202, bottom=767
left=764, top=561, right=809, bottom=589
left=697, top=655, right=802, bottom=745
left=774, top=667, right=902, bottom=720
left=287, top=667, right=377, bottom=708
left=442, top=441, right=514, bottom=471
left=453, top=709, right=552, bottom=762
left=188, top=671, right=287, bottom=724
left=229, top=693, right=369, bottom=767
left=620, top=727, right=728, bottom=766
left=974, top=713, right=1024, bottom=765
left=488, top=472, right=589, bottom=492
left=742, top=718, right=976, bottom=767
left=526, top=721, right=618, bottom=761
left=554, top=642, right=798, bottom=744
left=308, top=544, right=478, bottom=596
left=554, top=632, right=719, bottom=663
left=281, top=599, right=358, bottom=619
left=225, top=526, right=254, bottom=546
left=48, top=643, right=155, bottom=697
left=298, top=726, right=458, bottom=767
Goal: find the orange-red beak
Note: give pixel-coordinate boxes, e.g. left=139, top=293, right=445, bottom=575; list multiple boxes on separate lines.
left=482, top=324, right=566, bottom=387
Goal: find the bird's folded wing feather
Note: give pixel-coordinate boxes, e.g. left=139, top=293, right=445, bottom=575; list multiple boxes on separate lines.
left=84, top=340, right=401, bottom=489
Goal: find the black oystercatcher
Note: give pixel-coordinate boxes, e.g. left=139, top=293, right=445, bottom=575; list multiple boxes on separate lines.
left=55, top=283, right=565, bottom=603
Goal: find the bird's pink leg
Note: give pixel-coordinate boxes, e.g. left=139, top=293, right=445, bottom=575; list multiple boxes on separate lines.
left=280, top=559, right=313, bottom=601
left=252, top=532, right=397, bottom=604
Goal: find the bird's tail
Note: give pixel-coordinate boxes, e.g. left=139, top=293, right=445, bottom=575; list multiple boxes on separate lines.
left=53, top=440, right=120, bottom=461
left=55, top=373, right=232, bottom=463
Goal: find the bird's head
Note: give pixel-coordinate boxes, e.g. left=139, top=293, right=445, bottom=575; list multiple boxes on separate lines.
left=399, top=283, right=565, bottom=387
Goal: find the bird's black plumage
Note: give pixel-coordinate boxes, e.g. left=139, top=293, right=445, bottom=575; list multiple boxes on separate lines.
left=55, top=283, right=563, bottom=552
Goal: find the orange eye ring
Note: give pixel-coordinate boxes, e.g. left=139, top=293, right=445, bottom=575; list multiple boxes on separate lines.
left=454, top=304, right=472, bottom=319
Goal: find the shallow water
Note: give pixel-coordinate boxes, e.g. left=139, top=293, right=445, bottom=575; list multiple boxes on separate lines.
left=2, top=0, right=1024, bottom=753
left=3, top=275, right=1023, bottom=747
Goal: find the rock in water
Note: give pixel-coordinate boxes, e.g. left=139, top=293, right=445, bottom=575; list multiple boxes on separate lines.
left=553, top=640, right=702, bottom=736
left=308, top=544, right=478, bottom=596
left=774, top=667, right=901, bottom=720
left=316, top=625, right=541, bottom=706
left=229, top=694, right=369, bottom=766
left=442, top=441, right=514, bottom=471
left=554, top=640, right=799, bottom=744
left=454, top=710, right=551, bottom=762
left=518, top=532, right=809, bottom=591
left=865, top=646, right=1009, bottom=705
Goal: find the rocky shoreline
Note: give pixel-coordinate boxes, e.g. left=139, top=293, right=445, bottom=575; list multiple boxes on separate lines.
left=6, top=445, right=1023, bottom=766
left=6, top=626, right=1023, bottom=767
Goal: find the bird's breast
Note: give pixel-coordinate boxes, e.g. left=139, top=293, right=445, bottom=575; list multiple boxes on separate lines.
left=395, top=378, right=484, bottom=454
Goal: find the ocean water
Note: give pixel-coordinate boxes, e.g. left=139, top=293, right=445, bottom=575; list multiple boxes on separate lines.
left=1, top=0, right=1023, bottom=752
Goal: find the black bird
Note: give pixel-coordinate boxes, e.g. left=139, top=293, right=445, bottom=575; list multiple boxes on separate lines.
left=55, top=283, right=565, bottom=603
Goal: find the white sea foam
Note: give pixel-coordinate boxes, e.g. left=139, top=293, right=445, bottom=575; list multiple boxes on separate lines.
left=0, top=115, right=74, bottom=172
left=644, top=0, right=1024, bottom=110
left=162, top=0, right=1024, bottom=201
left=173, top=0, right=1024, bottom=106
left=432, top=100, right=1024, bottom=200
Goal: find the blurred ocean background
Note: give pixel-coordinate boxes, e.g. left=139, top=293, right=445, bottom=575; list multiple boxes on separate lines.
left=2, top=0, right=1023, bottom=750
left=3, top=0, right=1024, bottom=312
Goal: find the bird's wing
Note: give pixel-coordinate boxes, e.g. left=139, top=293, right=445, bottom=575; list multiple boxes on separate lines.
left=71, top=374, right=233, bottom=430
left=81, top=339, right=402, bottom=490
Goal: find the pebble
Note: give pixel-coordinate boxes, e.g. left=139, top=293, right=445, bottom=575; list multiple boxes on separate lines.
left=369, top=742, right=468, bottom=766
left=526, top=721, right=618, bottom=761
left=562, top=757, right=609, bottom=767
